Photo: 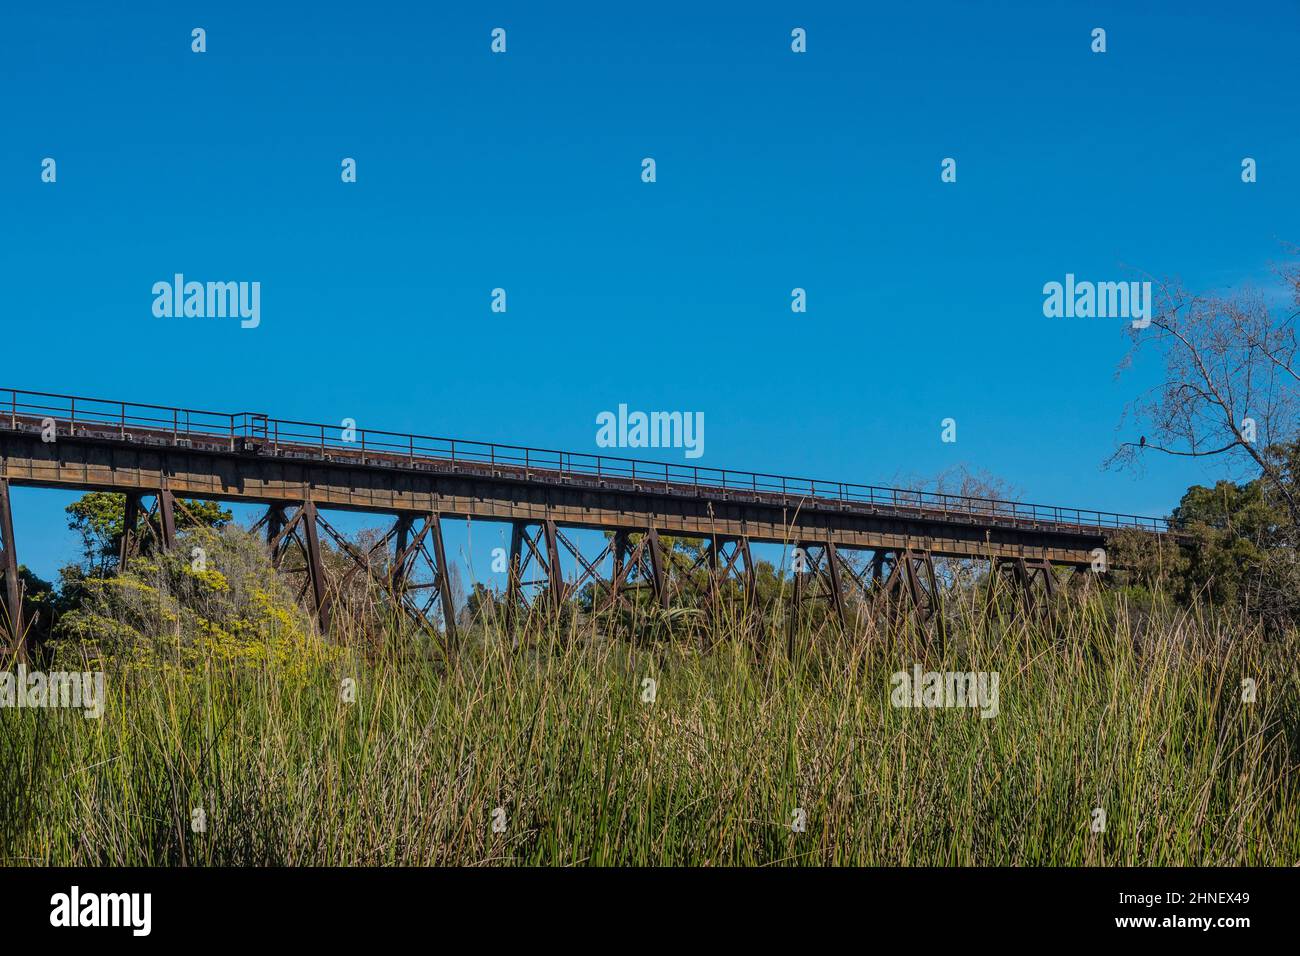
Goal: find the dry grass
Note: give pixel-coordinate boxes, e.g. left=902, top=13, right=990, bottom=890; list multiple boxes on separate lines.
left=2, top=531, right=1298, bottom=866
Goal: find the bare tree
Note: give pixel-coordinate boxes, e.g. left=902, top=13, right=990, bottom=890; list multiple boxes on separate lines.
left=1107, top=255, right=1300, bottom=528
left=885, top=464, right=1022, bottom=593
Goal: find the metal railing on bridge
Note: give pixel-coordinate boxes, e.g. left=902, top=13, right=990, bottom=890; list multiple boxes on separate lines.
left=1, top=387, right=1171, bottom=535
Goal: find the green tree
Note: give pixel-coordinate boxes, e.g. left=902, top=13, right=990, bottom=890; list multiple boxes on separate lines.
left=1117, top=445, right=1300, bottom=627
left=1169, top=480, right=1275, bottom=606
left=66, top=492, right=232, bottom=576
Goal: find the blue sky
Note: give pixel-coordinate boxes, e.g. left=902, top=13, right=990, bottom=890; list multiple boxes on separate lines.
left=2, top=1, right=1298, bottom=583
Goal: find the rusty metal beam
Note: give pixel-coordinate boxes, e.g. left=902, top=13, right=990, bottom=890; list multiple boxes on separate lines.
left=0, top=390, right=1170, bottom=542
left=427, top=513, right=458, bottom=647
left=391, top=515, right=414, bottom=592
left=0, top=392, right=1161, bottom=651
left=608, top=529, right=629, bottom=611
left=267, top=507, right=303, bottom=569
left=824, top=541, right=847, bottom=629
left=119, top=493, right=142, bottom=568
left=0, top=430, right=1121, bottom=566
left=0, top=478, right=24, bottom=660
left=506, top=520, right=524, bottom=629
left=157, top=489, right=177, bottom=552
left=739, top=537, right=757, bottom=611
left=542, top=519, right=564, bottom=609
left=299, top=501, right=330, bottom=632
left=994, top=556, right=1060, bottom=619
left=645, top=528, right=668, bottom=610
left=788, top=542, right=805, bottom=657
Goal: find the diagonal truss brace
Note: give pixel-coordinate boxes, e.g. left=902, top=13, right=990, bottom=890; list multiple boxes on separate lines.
left=252, top=503, right=458, bottom=647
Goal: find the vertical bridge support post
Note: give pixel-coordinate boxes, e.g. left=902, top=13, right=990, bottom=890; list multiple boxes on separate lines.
left=609, top=529, right=629, bottom=610
left=386, top=511, right=458, bottom=648
left=157, top=489, right=177, bottom=552
left=299, top=501, right=330, bottom=633
left=117, top=490, right=177, bottom=566
left=993, top=556, right=1060, bottom=619
left=427, top=512, right=458, bottom=649
left=505, top=520, right=525, bottom=632
left=0, top=478, right=24, bottom=660
left=739, top=538, right=758, bottom=613
left=542, top=519, right=564, bottom=612
left=823, top=541, right=848, bottom=630
left=645, top=527, right=669, bottom=611
left=263, top=505, right=289, bottom=562
left=119, top=493, right=142, bottom=568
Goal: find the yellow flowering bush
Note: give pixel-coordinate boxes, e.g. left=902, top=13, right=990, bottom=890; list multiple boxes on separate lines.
left=54, top=526, right=339, bottom=678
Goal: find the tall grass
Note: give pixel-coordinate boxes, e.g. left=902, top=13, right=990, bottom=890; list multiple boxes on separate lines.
left=2, top=533, right=1298, bottom=866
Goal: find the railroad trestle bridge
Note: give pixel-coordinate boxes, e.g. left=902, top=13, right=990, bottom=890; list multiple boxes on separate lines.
left=0, top=388, right=1171, bottom=658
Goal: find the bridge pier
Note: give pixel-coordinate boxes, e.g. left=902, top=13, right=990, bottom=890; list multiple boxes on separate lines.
left=274, top=507, right=459, bottom=648
left=387, top=512, right=457, bottom=647
left=286, top=505, right=457, bottom=647
left=823, top=542, right=848, bottom=630
left=117, top=489, right=181, bottom=566
left=0, top=478, right=24, bottom=660
left=119, top=493, right=141, bottom=568
left=390, top=515, right=414, bottom=592
left=254, top=503, right=332, bottom=632
left=992, top=556, right=1060, bottom=619
left=645, top=528, right=669, bottom=610
left=157, top=489, right=177, bottom=551
left=503, top=520, right=567, bottom=620
left=609, top=529, right=630, bottom=611
left=732, top=538, right=758, bottom=614
left=879, top=550, right=941, bottom=623
left=501, top=524, right=684, bottom=624
left=298, top=502, right=330, bottom=632
left=787, top=540, right=806, bottom=657
left=427, top=514, right=457, bottom=646
left=505, top=521, right=524, bottom=631
left=263, top=506, right=290, bottom=561
left=542, top=520, right=564, bottom=610
left=704, top=536, right=758, bottom=625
